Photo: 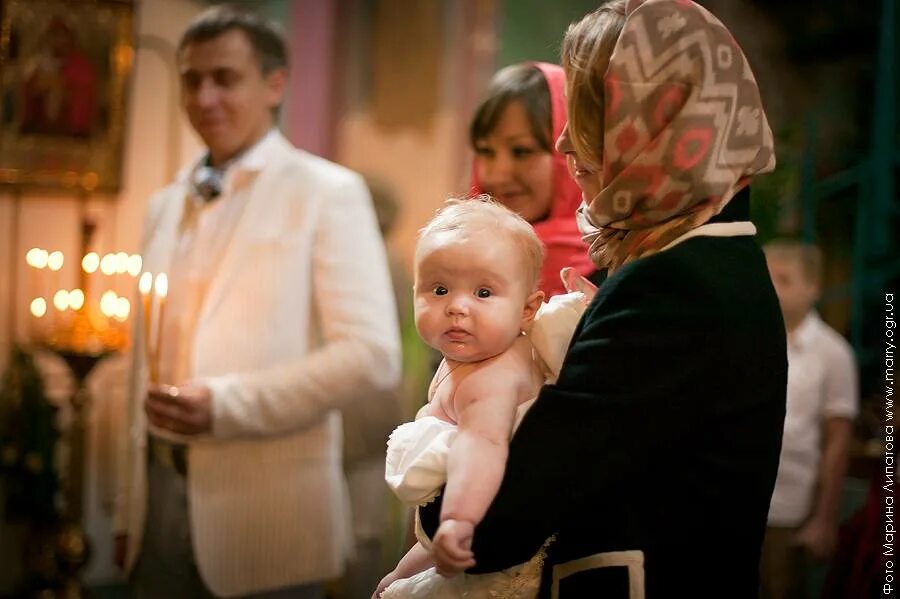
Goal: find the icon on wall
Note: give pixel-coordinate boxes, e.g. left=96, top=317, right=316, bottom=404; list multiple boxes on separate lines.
left=0, top=0, right=134, bottom=191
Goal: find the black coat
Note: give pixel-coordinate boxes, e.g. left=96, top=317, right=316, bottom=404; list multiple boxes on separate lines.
left=421, top=192, right=787, bottom=598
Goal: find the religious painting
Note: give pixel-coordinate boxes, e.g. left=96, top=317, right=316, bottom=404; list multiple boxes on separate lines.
left=0, top=0, right=134, bottom=191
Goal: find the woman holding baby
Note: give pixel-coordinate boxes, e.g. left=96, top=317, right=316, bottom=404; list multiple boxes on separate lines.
left=379, top=1, right=786, bottom=597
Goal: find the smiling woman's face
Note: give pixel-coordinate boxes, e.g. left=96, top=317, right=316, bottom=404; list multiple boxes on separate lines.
left=555, top=123, right=603, bottom=206
left=473, top=100, right=555, bottom=224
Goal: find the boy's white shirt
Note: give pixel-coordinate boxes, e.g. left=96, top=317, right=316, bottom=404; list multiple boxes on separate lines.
left=767, top=311, right=859, bottom=526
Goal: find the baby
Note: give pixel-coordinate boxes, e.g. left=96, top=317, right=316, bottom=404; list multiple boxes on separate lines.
left=376, top=197, right=587, bottom=598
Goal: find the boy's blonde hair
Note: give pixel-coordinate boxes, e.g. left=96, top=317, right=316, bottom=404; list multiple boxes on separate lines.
left=417, top=195, right=545, bottom=291
left=560, top=1, right=627, bottom=170
left=763, top=240, right=823, bottom=286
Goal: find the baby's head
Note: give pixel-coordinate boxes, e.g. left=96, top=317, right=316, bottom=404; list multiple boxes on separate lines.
left=414, top=196, right=545, bottom=363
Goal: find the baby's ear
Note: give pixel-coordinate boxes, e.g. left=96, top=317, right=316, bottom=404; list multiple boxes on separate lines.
left=521, top=290, right=545, bottom=326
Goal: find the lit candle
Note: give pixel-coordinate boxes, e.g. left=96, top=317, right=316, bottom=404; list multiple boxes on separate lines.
left=115, top=252, right=130, bottom=275
left=68, top=288, right=85, bottom=311
left=127, top=254, right=143, bottom=277
left=139, top=272, right=154, bottom=381
left=100, top=253, right=117, bottom=276
left=81, top=252, right=98, bottom=311
left=30, top=297, right=47, bottom=318
left=26, top=248, right=49, bottom=303
left=47, top=252, right=64, bottom=314
left=25, top=248, right=44, bottom=268
left=100, top=290, right=118, bottom=316
left=114, top=297, right=131, bottom=322
left=152, top=273, right=168, bottom=384
left=47, top=251, right=64, bottom=272
left=81, top=253, right=100, bottom=274
left=29, top=297, right=47, bottom=343
left=52, top=288, right=69, bottom=331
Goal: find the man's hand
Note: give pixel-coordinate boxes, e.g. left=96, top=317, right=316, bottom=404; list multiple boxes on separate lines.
left=432, top=519, right=475, bottom=577
left=145, top=383, right=212, bottom=436
left=794, top=516, right=838, bottom=561
left=113, top=533, right=128, bottom=570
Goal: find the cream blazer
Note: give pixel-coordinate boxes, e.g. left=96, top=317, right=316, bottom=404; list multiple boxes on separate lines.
left=114, top=133, right=401, bottom=596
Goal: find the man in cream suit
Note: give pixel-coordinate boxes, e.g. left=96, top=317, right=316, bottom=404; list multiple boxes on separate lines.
left=113, top=6, right=400, bottom=598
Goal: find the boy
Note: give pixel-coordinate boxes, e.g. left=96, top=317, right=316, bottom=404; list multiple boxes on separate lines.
left=761, top=240, right=859, bottom=599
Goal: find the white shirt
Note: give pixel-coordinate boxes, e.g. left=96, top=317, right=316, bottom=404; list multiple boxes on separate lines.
left=155, top=131, right=275, bottom=431
left=767, top=311, right=859, bottom=526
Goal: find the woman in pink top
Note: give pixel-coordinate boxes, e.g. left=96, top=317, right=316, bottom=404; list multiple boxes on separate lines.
left=469, top=62, right=600, bottom=298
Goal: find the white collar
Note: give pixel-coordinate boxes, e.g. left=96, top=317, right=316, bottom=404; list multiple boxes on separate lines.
left=661, top=221, right=757, bottom=251
left=177, top=128, right=283, bottom=184
left=790, top=311, right=820, bottom=349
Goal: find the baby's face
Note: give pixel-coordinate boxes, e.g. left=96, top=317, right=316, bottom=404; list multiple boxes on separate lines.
left=414, top=230, right=533, bottom=363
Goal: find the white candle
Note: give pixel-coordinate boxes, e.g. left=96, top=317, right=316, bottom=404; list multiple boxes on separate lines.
left=26, top=248, right=49, bottom=305
left=82, top=252, right=99, bottom=308
left=29, top=297, right=47, bottom=343
left=153, top=273, right=168, bottom=384
left=47, top=252, right=64, bottom=317
left=139, top=272, right=154, bottom=382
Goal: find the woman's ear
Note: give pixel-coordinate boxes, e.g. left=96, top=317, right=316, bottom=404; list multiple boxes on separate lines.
left=521, top=290, right=545, bottom=327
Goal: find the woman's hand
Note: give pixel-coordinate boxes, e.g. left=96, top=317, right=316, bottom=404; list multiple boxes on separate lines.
left=432, top=518, right=476, bottom=577
left=560, top=267, right=597, bottom=304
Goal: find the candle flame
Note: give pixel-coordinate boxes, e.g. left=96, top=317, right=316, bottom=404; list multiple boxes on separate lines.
left=30, top=297, right=47, bottom=318
left=115, top=297, right=131, bottom=321
left=127, top=254, right=143, bottom=277
left=154, top=273, right=168, bottom=298
left=82, top=252, right=100, bottom=274
left=139, top=272, right=153, bottom=295
left=100, top=253, right=117, bottom=276
left=47, top=251, right=64, bottom=272
left=53, top=289, right=70, bottom=311
left=115, top=251, right=130, bottom=274
left=68, top=288, right=85, bottom=311
left=26, top=248, right=47, bottom=268
left=100, top=290, right=119, bottom=317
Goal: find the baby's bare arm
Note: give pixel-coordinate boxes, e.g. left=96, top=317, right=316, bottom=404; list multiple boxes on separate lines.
left=440, top=343, right=534, bottom=526
left=374, top=542, right=432, bottom=597
left=394, top=542, right=433, bottom=579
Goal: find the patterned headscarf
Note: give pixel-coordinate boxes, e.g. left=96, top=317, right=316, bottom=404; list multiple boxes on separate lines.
left=577, top=0, right=776, bottom=272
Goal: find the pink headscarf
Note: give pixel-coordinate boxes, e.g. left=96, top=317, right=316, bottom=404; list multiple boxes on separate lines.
left=472, top=62, right=596, bottom=298
left=577, top=0, right=776, bottom=272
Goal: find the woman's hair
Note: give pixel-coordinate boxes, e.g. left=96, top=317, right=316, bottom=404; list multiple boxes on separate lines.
left=560, top=0, right=627, bottom=169
left=469, top=64, right=553, bottom=152
left=418, top=195, right=545, bottom=291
